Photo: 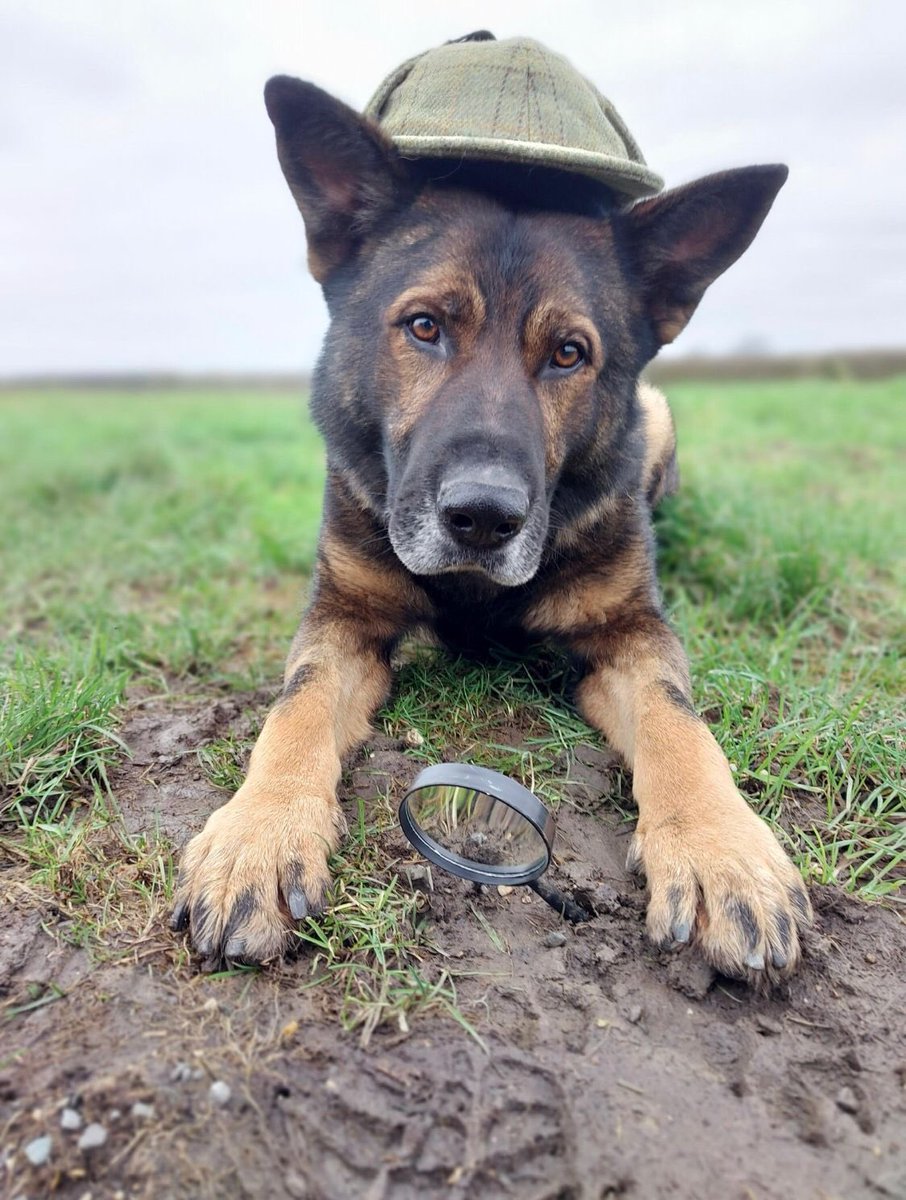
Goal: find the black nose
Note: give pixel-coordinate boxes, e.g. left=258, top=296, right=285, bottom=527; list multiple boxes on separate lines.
left=438, top=479, right=530, bottom=550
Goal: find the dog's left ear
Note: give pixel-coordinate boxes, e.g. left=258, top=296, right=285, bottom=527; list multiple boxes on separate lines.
left=621, top=165, right=788, bottom=346
left=264, top=76, right=406, bottom=282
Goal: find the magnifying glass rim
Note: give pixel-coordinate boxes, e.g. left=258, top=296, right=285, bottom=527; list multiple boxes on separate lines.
left=399, top=762, right=555, bottom=887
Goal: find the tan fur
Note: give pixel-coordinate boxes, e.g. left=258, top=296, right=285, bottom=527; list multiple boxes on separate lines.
left=522, top=539, right=653, bottom=641
left=576, top=626, right=812, bottom=982
left=521, top=301, right=603, bottom=473
left=381, top=267, right=487, bottom=441
left=174, top=614, right=393, bottom=962
left=317, top=533, right=432, bottom=635
left=637, top=383, right=676, bottom=498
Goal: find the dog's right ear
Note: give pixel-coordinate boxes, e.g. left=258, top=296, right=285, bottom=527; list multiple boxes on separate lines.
left=264, top=76, right=405, bottom=282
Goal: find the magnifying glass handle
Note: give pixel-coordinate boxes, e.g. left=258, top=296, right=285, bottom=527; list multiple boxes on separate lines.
left=528, top=878, right=592, bottom=924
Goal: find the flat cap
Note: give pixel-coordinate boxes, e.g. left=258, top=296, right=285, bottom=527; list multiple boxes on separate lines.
left=365, top=32, right=663, bottom=200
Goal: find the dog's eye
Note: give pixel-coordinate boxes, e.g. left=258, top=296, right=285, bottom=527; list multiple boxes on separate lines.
left=550, top=342, right=584, bottom=370
left=406, top=314, right=441, bottom=344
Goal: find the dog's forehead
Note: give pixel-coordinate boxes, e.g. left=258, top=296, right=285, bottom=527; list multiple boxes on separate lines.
left=379, top=188, right=619, bottom=313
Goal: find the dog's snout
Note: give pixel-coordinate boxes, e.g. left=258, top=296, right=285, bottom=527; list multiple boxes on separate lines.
left=438, top=479, right=529, bottom=550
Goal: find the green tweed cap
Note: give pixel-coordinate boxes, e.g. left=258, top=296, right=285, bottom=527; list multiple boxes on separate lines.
left=365, top=32, right=663, bottom=200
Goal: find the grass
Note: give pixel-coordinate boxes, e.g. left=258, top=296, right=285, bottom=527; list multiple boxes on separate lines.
left=1, top=642, right=127, bottom=826
left=297, top=794, right=481, bottom=1046
left=1, top=378, right=903, bottom=1033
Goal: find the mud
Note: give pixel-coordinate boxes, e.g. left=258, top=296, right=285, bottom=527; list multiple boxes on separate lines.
left=2, top=693, right=904, bottom=1199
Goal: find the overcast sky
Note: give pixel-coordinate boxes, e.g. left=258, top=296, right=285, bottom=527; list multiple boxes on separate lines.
left=2, top=0, right=904, bottom=374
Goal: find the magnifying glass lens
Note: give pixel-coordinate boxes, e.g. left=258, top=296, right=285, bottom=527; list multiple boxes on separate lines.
left=404, top=784, right=549, bottom=876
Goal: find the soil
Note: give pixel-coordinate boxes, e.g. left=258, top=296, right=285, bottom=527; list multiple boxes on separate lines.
left=2, top=692, right=904, bottom=1200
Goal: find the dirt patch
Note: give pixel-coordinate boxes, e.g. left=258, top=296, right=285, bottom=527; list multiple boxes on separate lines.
left=2, top=695, right=905, bottom=1199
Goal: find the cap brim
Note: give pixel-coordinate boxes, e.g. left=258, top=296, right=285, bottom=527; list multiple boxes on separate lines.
left=389, top=134, right=663, bottom=198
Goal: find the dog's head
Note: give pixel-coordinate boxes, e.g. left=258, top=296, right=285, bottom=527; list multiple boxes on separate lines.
left=265, top=77, right=786, bottom=586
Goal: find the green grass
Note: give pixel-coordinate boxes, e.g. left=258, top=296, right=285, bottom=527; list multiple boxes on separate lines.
left=1, top=378, right=903, bottom=1030
left=297, top=794, right=481, bottom=1046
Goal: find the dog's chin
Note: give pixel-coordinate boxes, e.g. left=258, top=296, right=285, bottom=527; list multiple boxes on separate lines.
left=389, top=533, right=541, bottom=588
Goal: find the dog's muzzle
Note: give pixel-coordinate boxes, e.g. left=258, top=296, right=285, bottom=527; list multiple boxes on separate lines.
left=388, top=465, right=546, bottom=587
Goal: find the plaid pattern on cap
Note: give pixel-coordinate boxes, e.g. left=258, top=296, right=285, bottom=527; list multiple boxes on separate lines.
left=365, top=34, right=663, bottom=199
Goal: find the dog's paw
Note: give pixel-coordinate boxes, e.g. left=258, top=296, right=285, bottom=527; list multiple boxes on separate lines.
left=628, top=791, right=812, bottom=985
left=170, top=786, right=343, bottom=965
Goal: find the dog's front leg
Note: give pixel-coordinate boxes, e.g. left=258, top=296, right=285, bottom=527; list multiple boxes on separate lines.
left=171, top=603, right=397, bottom=964
left=573, top=613, right=812, bottom=983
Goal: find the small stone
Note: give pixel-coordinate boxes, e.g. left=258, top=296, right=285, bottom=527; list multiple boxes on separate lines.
left=497, top=885, right=515, bottom=896
left=284, top=1170, right=308, bottom=1199
left=403, top=864, right=432, bottom=892
left=755, top=1014, right=784, bottom=1036
left=591, top=883, right=621, bottom=915
left=666, top=956, right=717, bottom=1001
left=403, top=727, right=425, bottom=747
left=77, top=1123, right=108, bottom=1151
left=544, top=931, right=567, bottom=948
left=594, top=942, right=620, bottom=968
left=170, top=1061, right=193, bottom=1083
left=864, top=953, right=877, bottom=964
left=202, top=997, right=218, bottom=1012
left=25, top=1135, right=52, bottom=1166
left=130, top=1102, right=155, bottom=1121
left=108, top=1108, right=121, bottom=1122
left=626, top=1004, right=643, bottom=1024
left=835, top=1086, right=860, bottom=1114
left=209, top=1080, right=232, bottom=1107
left=60, top=1107, right=83, bottom=1130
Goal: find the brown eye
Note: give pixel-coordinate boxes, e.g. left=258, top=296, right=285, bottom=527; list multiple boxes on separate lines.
left=407, top=314, right=440, bottom=344
left=550, top=341, right=584, bottom=370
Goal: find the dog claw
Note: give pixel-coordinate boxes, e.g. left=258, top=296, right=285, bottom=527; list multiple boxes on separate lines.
left=744, top=950, right=766, bottom=971
left=307, top=886, right=328, bottom=918
left=170, top=900, right=189, bottom=932
left=287, top=889, right=309, bottom=920
left=671, top=920, right=692, bottom=945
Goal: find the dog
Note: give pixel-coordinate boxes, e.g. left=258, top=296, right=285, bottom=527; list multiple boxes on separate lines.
left=170, top=73, right=812, bottom=984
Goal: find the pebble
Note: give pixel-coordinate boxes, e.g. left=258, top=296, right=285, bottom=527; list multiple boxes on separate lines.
left=130, top=1101, right=155, bottom=1121
left=594, top=942, right=620, bottom=968
left=284, top=1170, right=308, bottom=1198
left=25, top=1135, right=52, bottom=1166
left=403, top=727, right=425, bottom=747
left=403, top=864, right=432, bottom=892
left=835, top=1086, right=860, bottom=1114
left=543, top=931, right=567, bottom=948
left=755, top=1014, right=784, bottom=1036
left=77, top=1123, right=108, bottom=1151
left=591, top=883, right=621, bottom=915
left=60, top=1106, right=83, bottom=1130
left=170, top=1061, right=193, bottom=1083
left=626, top=1004, right=643, bottom=1024
left=209, top=1080, right=232, bottom=1107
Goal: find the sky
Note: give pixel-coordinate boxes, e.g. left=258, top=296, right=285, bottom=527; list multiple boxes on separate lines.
left=1, top=0, right=904, bottom=374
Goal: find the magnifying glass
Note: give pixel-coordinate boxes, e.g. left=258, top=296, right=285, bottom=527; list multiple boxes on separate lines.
left=399, top=763, right=591, bottom=923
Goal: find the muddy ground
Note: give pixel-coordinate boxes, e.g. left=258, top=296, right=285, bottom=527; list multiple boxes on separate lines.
left=2, top=691, right=904, bottom=1200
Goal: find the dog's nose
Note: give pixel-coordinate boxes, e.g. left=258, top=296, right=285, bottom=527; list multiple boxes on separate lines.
left=438, top=479, right=529, bottom=549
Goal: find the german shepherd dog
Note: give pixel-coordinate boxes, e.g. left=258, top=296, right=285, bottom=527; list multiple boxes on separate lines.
left=171, top=75, right=813, bottom=983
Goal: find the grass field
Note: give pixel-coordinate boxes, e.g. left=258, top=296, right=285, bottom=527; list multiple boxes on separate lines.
left=1, top=379, right=904, bottom=1028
